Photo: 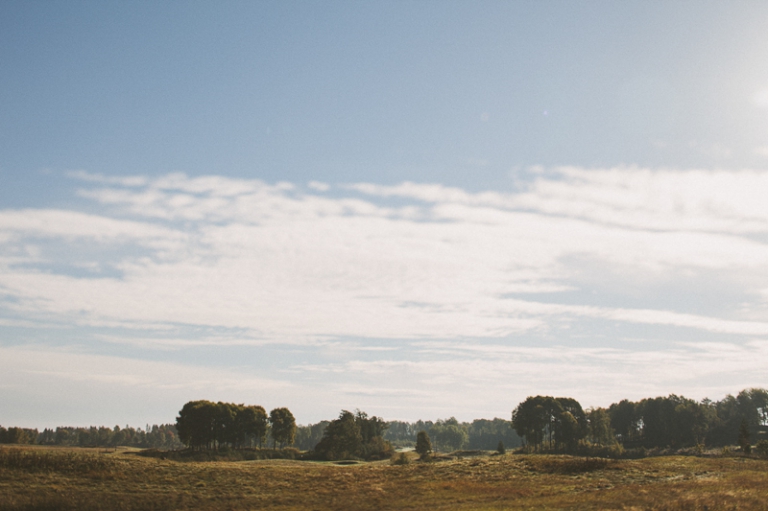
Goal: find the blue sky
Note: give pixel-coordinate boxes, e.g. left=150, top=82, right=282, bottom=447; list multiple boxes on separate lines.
left=2, top=1, right=768, bottom=428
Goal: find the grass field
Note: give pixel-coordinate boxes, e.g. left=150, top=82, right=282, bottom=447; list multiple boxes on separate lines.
left=2, top=445, right=768, bottom=510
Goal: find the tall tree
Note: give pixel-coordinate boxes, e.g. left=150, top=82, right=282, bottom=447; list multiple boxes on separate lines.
left=739, top=418, right=751, bottom=453
left=415, top=430, right=432, bottom=458
left=587, top=407, right=614, bottom=447
left=176, top=400, right=217, bottom=450
left=556, top=411, right=580, bottom=452
left=608, top=399, right=640, bottom=444
left=237, top=405, right=268, bottom=448
left=512, top=396, right=563, bottom=451
left=430, top=418, right=468, bottom=453
left=314, top=410, right=362, bottom=460
left=269, top=407, right=297, bottom=448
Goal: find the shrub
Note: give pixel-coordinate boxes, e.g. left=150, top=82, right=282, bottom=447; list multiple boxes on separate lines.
left=755, top=440, right=768, bottom=457
left=392, top=452, right=410, bottom=465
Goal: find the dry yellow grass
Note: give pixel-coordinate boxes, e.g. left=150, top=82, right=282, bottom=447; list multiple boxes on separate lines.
left=2, top=446, right=768, bottom=510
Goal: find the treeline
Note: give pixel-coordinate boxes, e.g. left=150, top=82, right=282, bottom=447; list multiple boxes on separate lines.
left=4, top=387, right=766, bottom=457
left=175, top=400, right=296, bottom=450
left=291, top=417, right=521, bottom=452
left=383, top=418, right=521, bottom=452
left=0, top=424, right=182, bottom=449
left=512, top=388, right=768, bottom=453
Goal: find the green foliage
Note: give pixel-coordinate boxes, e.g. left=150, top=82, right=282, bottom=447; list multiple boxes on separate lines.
left=512, top=388, right=768, bottom=452
left=738, top=418, right=751, bottom=453
left=1, top=424, right=179, bottom=449
left=0, top=427, right=34, bottom=445
left=314, top=410, right=362, bottom=460
left=313, top=410, right=393, bottom=461
left=293, top=420, right=329, bottom=451
left=234, top=405, right=268, bottom=448
left=382, top=418, right=521, bottom=451
left=430, top=418, right=468, bottom=453
left=268, top=408, right=297, bottom=448
left=465, top=418, right=522, bottom=450
left=512, top=396, right=586, bottom=452
left=392, top=452, right=410, bottom=465
left=415, top=430, right=432, bottom=458
left=496, top=440, right=505, bottom=454
left=608, top=399, right=640, bottom=444
left=176, top=401, right=289, bottom=450
left=557, top=411, right=579, bottom=452
left=755, top=439, right=768, bottom=457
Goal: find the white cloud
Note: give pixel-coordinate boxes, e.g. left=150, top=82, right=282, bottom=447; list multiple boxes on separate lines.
left=0, top=209, right=184, bottom=243
left=3, top=168, right=768, bottom=423
left=3, top=169, right=768, bottom=343
left=350, top=167, right=768, bottom=234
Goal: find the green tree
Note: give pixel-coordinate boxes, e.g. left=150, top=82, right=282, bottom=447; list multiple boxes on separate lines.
left=314, top=410, right=393, bottom=461
left=355, top=410, right=388, bottom=443
left=314, top=410, right=362, bottom=460
left=738, top=418, right=751, bottom=454
left=269, top=407, right=297, bottom=448
left=431, top=418, right=468, bottom=453
left=466, top=418, right=521, bottom=450
left=512, top=396, right=562, bottom=451
left=4, top=427, right=31, bottom=444
left=214, top=402, right=236, bottom=448
left=608, top=399, right=640, bottom=445
left=234, top=405, right=268, bottom=448
left=587, top=407, right=614, bottom=446
left=294, top=421, right=330, bottom=451
left=176, top=400, right=217, bottom=450
left=556, top=411, right=579, bottom=452
left=415, top=430, right=432, bottom=458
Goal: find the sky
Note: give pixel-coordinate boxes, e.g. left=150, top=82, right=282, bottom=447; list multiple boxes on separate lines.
left=2, top=1, right=768, bottom=428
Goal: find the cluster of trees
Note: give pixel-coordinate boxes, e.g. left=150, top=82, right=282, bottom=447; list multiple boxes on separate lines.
left=0, top=424, right=182, bottom=449
left=5, top=387, right=765, bottom=457
left=175, top=401, right=296, bottom=450
left=294, top=420, right=330, bottom=451
left=512, top=388, right=768, bottom=452
left=384, top=417, right=521, bottom=452
left=511, top=396, right=588, bottom=452
left=313, top=410, right=393, bottom=460
left=0, top=427, right=39, bottom=445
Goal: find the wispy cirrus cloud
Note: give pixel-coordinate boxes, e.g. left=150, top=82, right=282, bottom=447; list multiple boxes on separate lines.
left=3, top=168, right=768, bottom=421
left=2, top=168, right=768, bottom=340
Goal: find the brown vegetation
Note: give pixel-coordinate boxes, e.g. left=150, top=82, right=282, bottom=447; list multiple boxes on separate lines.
left=2, top=445, right=768, bottom=510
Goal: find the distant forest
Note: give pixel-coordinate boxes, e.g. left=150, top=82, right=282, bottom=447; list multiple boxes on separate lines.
left=0, top=424, right=182, bottom=449
left=2, top=388, right=766, bottom=457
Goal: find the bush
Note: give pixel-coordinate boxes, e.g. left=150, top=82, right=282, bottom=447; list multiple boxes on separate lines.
left=755, top=440, right=768, bottom=457
left=392, top=452, right=410, bottom=465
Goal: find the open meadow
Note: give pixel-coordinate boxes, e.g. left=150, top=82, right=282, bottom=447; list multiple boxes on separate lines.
left=2, top=446, right=768, bottom=510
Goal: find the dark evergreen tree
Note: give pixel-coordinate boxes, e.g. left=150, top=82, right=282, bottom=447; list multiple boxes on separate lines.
left=415, top=430, right=432, bottom=458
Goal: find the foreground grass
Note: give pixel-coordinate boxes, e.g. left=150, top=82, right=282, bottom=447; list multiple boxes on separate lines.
left=2, top=446, right=768, bottom=510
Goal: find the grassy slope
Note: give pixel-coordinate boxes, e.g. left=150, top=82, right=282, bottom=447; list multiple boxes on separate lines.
left=2, top=446, right=768, bottom=510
